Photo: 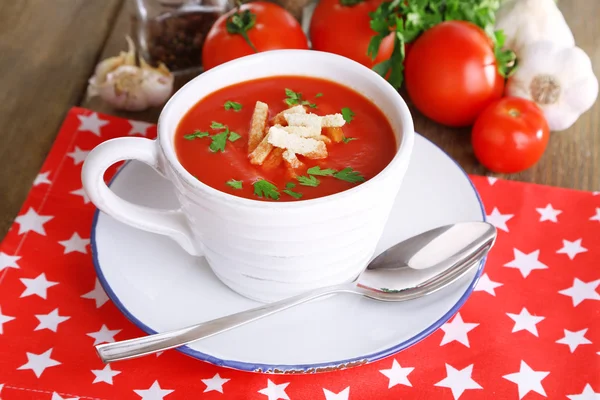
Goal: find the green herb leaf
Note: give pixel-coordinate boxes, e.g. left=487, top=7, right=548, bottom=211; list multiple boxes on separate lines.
left=283, top=188, right=302, bottom=199
left=226, top=9, right=258, bottom=52
left=334, top=167, right=365, bottom=183
left=224, top=101, right=243, bottom=111
left=285, top=182, right=296, bottom=189
left=253, top=179, right=280, bottom=200
left=211, top=121, right=226, bottom=130
left=228, top=131, right=241, bottom=142
left=297, top=175, right=320, bottom=187
left=183, top=130, right=210, bottom=140
left=341, top=107, right=355, bottom=123
left=226, top=179, right=243, bottom=189
left=315, top=93, right=323, bottom=98
left=342, top=136, right=358, bottom=144
left=285, top=88, right=317, bottom=108
left=307, top=166, right=336, bottom=176
left=209, top=131, right=229, bottom=152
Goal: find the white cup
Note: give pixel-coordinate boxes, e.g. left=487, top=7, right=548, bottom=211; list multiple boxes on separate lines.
left=82, top=50, right=415, bottom=303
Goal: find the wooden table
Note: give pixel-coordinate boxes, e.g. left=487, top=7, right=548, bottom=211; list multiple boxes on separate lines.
left=1, top=0, right=598, bottom=241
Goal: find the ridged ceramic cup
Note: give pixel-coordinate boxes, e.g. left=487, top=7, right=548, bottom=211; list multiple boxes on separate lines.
left=81, top=50, right=415, bottom=303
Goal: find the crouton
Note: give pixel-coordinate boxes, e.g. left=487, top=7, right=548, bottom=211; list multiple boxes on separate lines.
left=316, top=135, right=332, bottom=144
left=321, top=114, right=346, bottom=127
left=285, top=113, right=323, bottom=128
left=323, top=127, right=344, bottom=143
left=267, top=126, right=327, bottom=159
left=248, top=101, right=269, bottom=153
left=282, top=150, right=304, bottom=169
left=248, top=134, right=274, bottom=165
left=263, top=148, right=284, bottom=170
left=272, top=105, right=306, bottom=126
left=280, top=125, right=321, bottom=138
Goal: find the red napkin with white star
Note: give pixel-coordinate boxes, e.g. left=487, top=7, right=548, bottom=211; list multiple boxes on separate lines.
left=0, top=107, right=598, bottom=400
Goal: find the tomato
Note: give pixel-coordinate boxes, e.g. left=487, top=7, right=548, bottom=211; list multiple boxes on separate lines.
left=202, top=2, right=309, bottom=71
left=309, top=0, right=394, bottom=68
left=404, top=21, right=504, bottom=127
left=471, top=97, right=550, bottom=174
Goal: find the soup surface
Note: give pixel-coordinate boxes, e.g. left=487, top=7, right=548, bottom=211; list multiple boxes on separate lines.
left=174, top=76, right=397, bottom=201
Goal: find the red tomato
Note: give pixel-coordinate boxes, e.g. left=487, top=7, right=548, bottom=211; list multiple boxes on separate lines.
left=404, top=21, right=504, bottom=127
left=202, top=2, right=309, bottom=71
left=309, top=0, right=394, bottom=68
left=471, top=97, right=550, bottom=174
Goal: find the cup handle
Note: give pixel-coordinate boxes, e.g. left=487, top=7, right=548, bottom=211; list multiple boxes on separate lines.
left=81, top=137, right=200, bottom=256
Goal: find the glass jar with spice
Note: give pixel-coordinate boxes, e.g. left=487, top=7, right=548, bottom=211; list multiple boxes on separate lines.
left=129, top=0, right=231, bottom=74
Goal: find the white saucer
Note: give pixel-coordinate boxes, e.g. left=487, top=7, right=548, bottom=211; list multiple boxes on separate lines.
left=91, top=133, right=486, bottom=373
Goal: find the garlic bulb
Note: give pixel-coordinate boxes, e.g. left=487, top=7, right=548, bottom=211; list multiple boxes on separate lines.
left=506, top=41, right=598, bottom=131
left=88, top=36, right=174, bottom=111
left=495, top=0, right=574, bottom=54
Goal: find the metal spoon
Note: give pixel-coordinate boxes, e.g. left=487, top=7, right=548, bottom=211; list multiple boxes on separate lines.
left=96, top=221, right=496, bottom=363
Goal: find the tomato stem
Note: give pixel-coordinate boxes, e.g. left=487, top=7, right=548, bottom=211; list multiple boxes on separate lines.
left=508, top=108, right=521, bottom=118
left=226, top=9, right=258, bottom=52
left=339, top=0, right=365, bottom=6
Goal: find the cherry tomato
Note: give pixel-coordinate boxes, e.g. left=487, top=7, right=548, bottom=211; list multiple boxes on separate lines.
left=202, top=2, right=309, bottom=71
left=404, top=21, right=504, bottom=127
left=309, top=0, right=393, bottom=68
left=471, top=97, right=550, bottom=174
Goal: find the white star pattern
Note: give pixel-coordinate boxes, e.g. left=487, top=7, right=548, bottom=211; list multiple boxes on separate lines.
left=128, top=120, right=153, bottom=136
left=503, top=360, right=549, bottom=399
left=258, top=379, right=290, bottom=400
left=134, top=381, right=174, bottom=400
left=0, top=306, right=16, bottom=334
left=323, top=387, right=350, bottom=400
left=51, top=393, right=78, bottom=400
left=67, top=146, right=89, bottom=165
left=81, top=279, right=109, bottom=308
left=34, top=171, right=52, bottom=186
left=557, top=238, right=588, bottom=260
left=567, top=384, right=600, bottom=400
left=0, top=384, right=3, bottom=395
left=92, top=364, right=121, bottom=385
left=20, top=273, right=58, bottom=299
left=474, top=273, right=503, bottom=296
left=201, top=373, right=230, bottom=393
left=0, top=251, right=20, bottom=272
left=435, top=364, right=482, bottom=399
left=14, top=208, right=53, bottom=235
left=536, top=203, right=562, bottom=222
left=379, top=359, right=414, bottom=388
left=486, top=207, right=513, bottom=232
left=440, top=313, right=479, bottom=348
left=506, top=308, right=545, bottom=337
left=77, top=112, right=109, bottom=136
left=504, top=249, right=548, bottom=278
left=70, top=187, right=90, bottom=204
left=17, top=348, right=61, bottom=378
left=556, top=328, right=592, bottom=353
left=487, top=176, right=497, bottom=185
left=559, top=278, right=600, bottom=306
left=58, top=232, right=90, bottom=254
left=86, top=324, right=121, bottom=345
left=590, top=208, right=600, bottom=222
left=35, top=308, right=70, bottom=332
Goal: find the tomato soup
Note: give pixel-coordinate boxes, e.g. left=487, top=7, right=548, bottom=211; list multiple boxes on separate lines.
left=174, top=76, right=397, bottom=201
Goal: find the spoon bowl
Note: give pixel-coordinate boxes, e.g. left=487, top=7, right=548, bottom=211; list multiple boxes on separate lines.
left=96, top=221, right=496, bottom=363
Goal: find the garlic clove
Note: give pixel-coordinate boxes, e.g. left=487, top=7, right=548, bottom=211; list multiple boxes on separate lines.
left=96, top=65, right=149, bottom=112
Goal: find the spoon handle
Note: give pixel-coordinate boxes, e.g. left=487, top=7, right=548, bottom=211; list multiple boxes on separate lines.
left=95, top=283, right=356, bottom=363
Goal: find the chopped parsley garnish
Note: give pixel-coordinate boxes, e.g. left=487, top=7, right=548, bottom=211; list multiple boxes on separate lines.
left=226, top=179, right=243, bottom=189
left=283, top=182, right=302, bottom=199
left=224, top=101, right=243, bottom=111
left=209, top=131, right=229, bottom=152
left=307, top=166, right=336, bottom=176
left=297, top=175, right=320, bottom=187
left=228, top=131, right=241, bottom=142
left=334, top=167, right=365, bottom=183
left=183, top=130, right=210, bottom=140
left=211, top=121, right=226, bottom=129
left=253, top=180, right=280, bottom=200
left=342, top=136, right=358, bottom=144
left=341, top=107, right=355, bottom=124
left=315, top=93, right=323, bottom=98
left=284, top=88, right=317, bottom=108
